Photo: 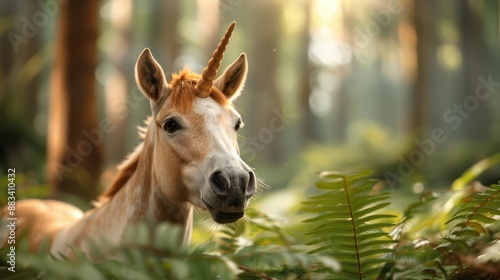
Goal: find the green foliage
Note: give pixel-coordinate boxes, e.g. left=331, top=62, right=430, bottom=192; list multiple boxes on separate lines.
left=1, top=156, right=500, bottom=279
left=303, top=171, right=398, bottom=279
left=389, top=153, right=500, bottom=279
left=1, top=209, right=338, bottom=280
left=0, top=174, right=50, bottom=206
left=424, top=184, right=500, bottom=279
left=451, top=152, right=500, bottom=191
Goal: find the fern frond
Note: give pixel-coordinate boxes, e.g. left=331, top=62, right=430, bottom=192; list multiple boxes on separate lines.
left=447, top=184, right=500, bottom=240
left=382, top=192, right=440, bottom=278
left=447, top=184, right=500, bottom=226
left=427, top=183, right=500, bottom=278
left=217, top=207, right=340, bottom=278
left=303, top=171, right=397, bottom=279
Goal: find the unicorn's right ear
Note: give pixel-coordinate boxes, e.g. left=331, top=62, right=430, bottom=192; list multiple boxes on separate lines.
left=135, top=48, right=167, bottom=102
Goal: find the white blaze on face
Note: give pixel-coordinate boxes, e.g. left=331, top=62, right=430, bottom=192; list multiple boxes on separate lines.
left=197, top=97, right=241, bottom=158
left=182, top=97, right=243, bottom=208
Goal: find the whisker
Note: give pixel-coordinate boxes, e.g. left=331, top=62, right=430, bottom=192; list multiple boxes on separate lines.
left=237, top=134, right=247, bottom=141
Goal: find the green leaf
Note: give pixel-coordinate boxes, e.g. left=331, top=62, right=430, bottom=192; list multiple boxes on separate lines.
left=355, top=223, right=395, bottom=232
left=451, top=153, right=500, bottom=190
left=354, top=202, right=392, bottom=219
left=355, top=215, right=397, bottom=225
left=470, top=213, right=497, bottom=223
left=304, top=171, right=396, bottom=279
left=466, top=221, right=487, bottom=233
left=453, top=206, right=500, bottom=216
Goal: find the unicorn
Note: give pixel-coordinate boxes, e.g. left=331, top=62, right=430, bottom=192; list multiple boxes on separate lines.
left=1, top=22, right=256, bottom=257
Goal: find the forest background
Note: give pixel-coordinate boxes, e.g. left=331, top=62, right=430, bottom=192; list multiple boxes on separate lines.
left=0, top=0, right=499, bottom=247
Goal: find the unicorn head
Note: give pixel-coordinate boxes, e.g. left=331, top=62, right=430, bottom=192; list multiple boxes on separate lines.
left=135, top=22, right=255, bottom=224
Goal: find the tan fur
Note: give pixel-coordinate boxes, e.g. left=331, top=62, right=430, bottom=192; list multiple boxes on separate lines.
left=1, top=199, right=83, bottom=252
left=152, top=110, right=211, bottom=203
left=1, top=23, right=251, bottom=257
left=49, top=127, right=192, bottom=256
left=99, top=68, right=226, bottom=205
left=0, top=69, right=232, bottom=256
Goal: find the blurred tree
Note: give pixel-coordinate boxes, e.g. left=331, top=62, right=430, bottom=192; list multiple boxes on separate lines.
left=197, top=0, right=220, bottom=53
left=160, top=1, right=181, bottom=74
left=104, top=0, right=133, bottom=164
left=0, top=2, right=16, bottom=81
left=0, top=2, right=44, bottom=173
left=297, top=0, right=321, bottom=143
left=331, top=1, right=351, bottom=143
left=249, top=0, right=283, bottom=164
left=459, top=1, right=492, bottom=139
left=411, top=0, right=431, bottom=142
left=47, top=0, right=102, bottom=202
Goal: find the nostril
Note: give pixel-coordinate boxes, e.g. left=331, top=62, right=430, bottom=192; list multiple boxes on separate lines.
left=246, top=171, right=256, bottom=198
left=210, top=171, right=229, bottom=196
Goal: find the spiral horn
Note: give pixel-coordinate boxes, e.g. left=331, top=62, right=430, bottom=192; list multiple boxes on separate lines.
left=195, top=22, right=236, bottom=98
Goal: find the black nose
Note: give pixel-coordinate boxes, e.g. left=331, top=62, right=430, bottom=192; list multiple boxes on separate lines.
left=209, top=169, right=256, bottom=198
left=210, top=170, right=230, bottom=196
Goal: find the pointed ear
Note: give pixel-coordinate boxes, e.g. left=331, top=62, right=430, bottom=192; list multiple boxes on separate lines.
left=135, top=48, right=167, bottom=102
left=214, top=53, right=247, bottom=100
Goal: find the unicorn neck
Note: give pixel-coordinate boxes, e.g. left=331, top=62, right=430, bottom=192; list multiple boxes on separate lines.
left=61, top=135, right=193, bottom=254
left=120, top=136, right=193, bottom=239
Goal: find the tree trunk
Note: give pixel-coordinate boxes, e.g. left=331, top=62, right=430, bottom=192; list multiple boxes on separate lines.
left=332, top=1, right=351, bottom=143
left=47, top=0, right=102, bottom=202
left=0, top=2, right=44, bottom=171
left=161, top=1, right=181, bottom=73
left=410, top=1, right=431, bottom=142
left=298, top=0, right=321, bottom=143
left=459, top=1, right=491, bottom=139
left=249, top=0, right=283, bottom=163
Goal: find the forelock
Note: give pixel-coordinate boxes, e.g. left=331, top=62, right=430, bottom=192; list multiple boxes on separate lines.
left=167, top=67, right=230, bottom=112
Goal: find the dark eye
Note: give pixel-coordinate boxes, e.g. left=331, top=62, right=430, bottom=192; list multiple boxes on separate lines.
left=163, top=119, right=182, bottom=133
left=234, top=119, right=242, bottom=131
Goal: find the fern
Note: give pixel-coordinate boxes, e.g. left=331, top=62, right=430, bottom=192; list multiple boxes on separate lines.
left=3, top=155, right=500, bottom=279
left=446, top=184, right=500, bottom=239
left=12, top=222, right=239, bottom=280
left=425, top=183, right=500, bottom=279
left=381, top=191, right=439, bottom=279
left=303, top=171, right=397, bottom=279
left=2, top=207, right=339, bottom=280
left=389, top=187, right=500, bottom=279
left=218, top=209, right=340, bottom=279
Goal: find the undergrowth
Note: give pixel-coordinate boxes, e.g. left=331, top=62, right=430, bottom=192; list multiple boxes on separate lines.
left=1, top=154, right=500, bottom=279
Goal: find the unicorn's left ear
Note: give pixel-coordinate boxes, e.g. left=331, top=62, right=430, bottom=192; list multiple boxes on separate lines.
left=214, top=53, right=248, bottom=101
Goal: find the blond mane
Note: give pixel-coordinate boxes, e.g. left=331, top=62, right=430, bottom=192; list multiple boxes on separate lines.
left=168, top=67, right=229, bottom=112
left=95, top=143, right=143, bottom=205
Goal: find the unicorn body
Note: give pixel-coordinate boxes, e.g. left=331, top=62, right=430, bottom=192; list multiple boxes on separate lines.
left=1, top=22, right=255, bottom=257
